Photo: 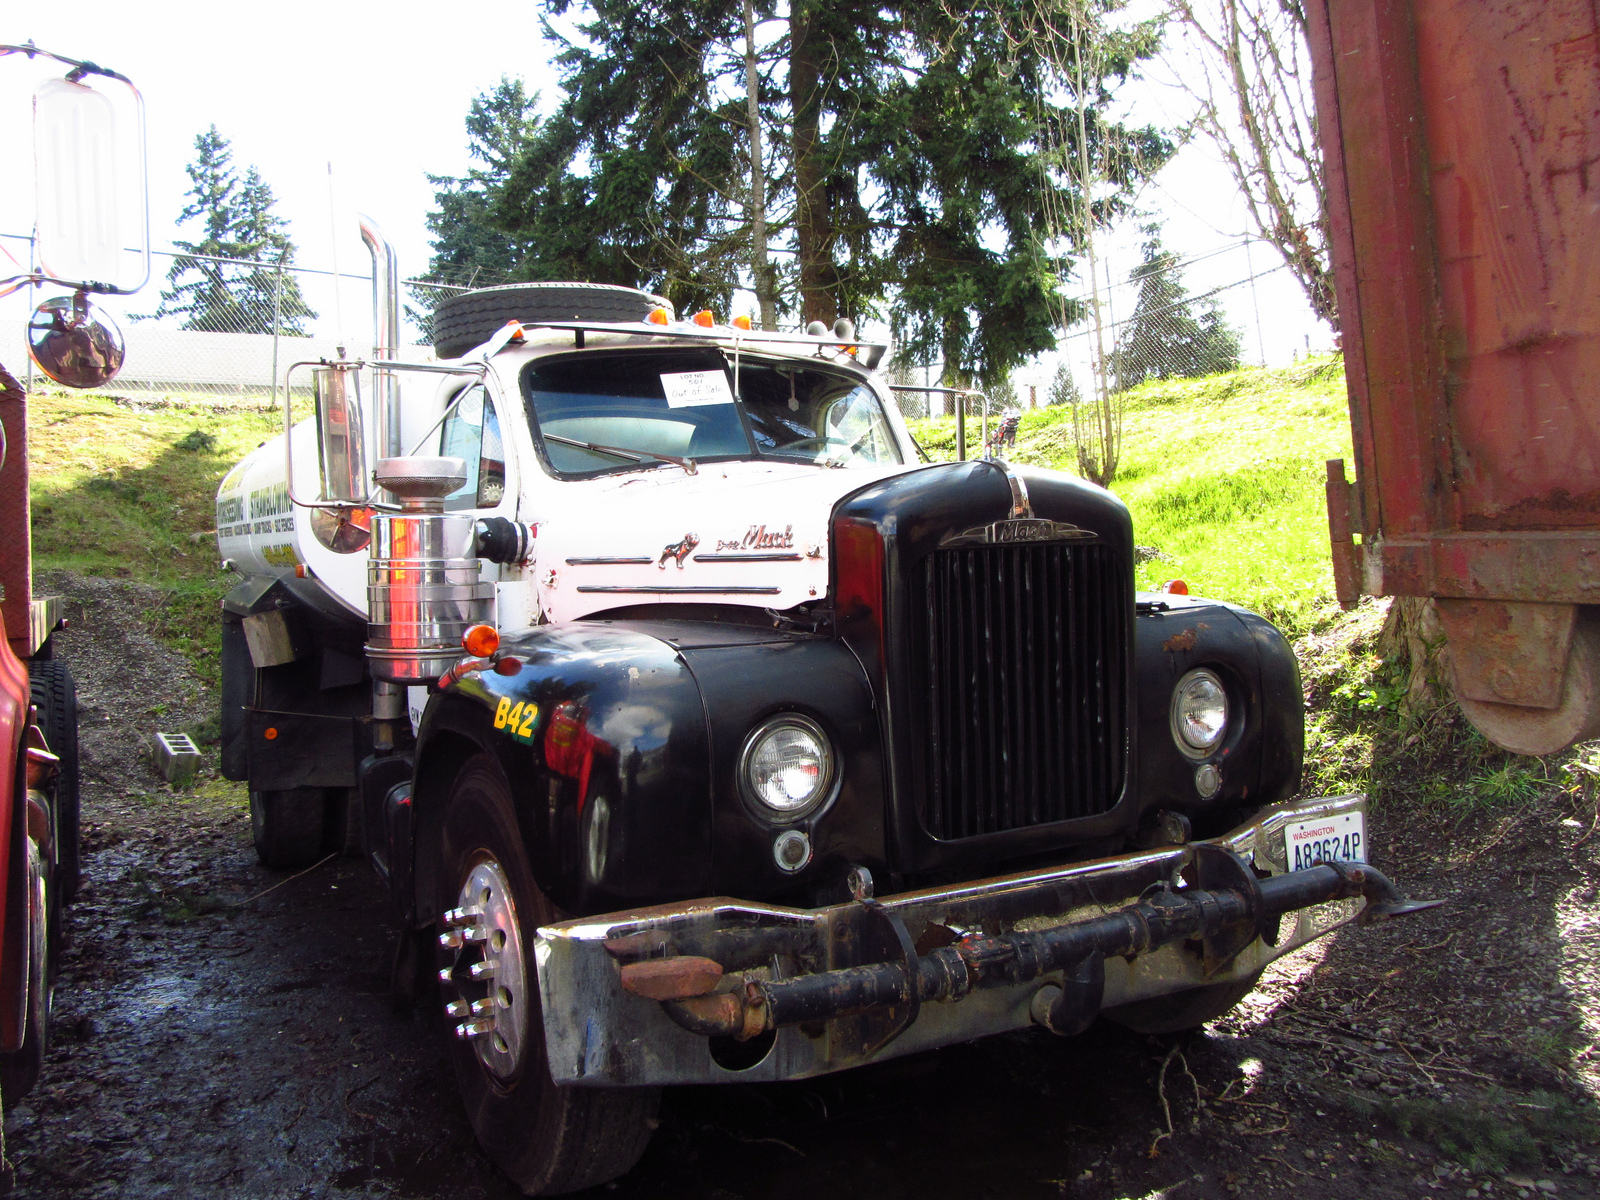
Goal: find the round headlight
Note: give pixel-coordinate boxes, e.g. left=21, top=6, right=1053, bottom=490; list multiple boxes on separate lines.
left=740, top=714, right=836, bottom=820
left=1171, top=669, right=1229, bottom=757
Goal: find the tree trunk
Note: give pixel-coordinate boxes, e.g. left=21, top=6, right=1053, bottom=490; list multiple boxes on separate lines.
left=790, top=0, right=836, bottom=326
left=1375, top=595, right=1446, bottom=717
left=744, top=0, right=777, bottom=331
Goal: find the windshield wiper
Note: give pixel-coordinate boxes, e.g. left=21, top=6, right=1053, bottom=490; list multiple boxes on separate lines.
left=544, top=433, right=697, bottom=476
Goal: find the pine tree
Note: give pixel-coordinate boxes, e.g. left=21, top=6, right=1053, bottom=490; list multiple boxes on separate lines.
left=423, top=79, right=541, bottom=286
left=1106, top=227, right=1241, bottom=389
left=154, top=127, right=316, bottom=335
left=448, top=0, right=1171, bottom=385
left=1047, top=361, right=1083, bottom=406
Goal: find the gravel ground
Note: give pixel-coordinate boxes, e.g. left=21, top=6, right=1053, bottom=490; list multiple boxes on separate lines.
left=2, top=573, right=1597, bottom=1199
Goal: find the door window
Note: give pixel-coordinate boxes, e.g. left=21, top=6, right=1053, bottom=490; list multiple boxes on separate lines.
left=440, top=387, right=506, bottom=510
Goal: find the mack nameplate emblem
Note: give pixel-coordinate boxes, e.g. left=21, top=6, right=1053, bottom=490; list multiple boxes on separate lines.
left=941, top=518, right=1098, bottom=547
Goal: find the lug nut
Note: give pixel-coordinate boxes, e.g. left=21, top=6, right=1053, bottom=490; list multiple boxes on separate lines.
left=445, top=1000, right=470, bottom=1018
left=440, top=930, right=465, bottom=948
left=439, top=925, right=489, bottom=948
left=437, top=967, right=456, bottom=983
left=469, top=959, right=499, bottom=980
left=444, top=905, right=484, bottom=928
left=470, top=998, right=495, bottom=1016
left=454, top=1019, right=495, bottom=1040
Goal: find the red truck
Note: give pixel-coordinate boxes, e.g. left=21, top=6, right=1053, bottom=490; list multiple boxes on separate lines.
left=0, top=41, right=144, bottom=1101
left=1309, top=0, right=1600, bottom=756
left=0, top=362, right=77, bottom=1101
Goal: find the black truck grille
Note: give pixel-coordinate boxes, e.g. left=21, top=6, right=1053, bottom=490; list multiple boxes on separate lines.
left=908, top=541, right=1128, bottom=839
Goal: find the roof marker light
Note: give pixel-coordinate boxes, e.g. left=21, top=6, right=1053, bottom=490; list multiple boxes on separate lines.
left=1162, top=580, right=1190, bottom=596
left=693, top=310, right=715, bottom=328
left=732, top=315, right=752, bottom=331
left=646, top=307, right=670, bottom=326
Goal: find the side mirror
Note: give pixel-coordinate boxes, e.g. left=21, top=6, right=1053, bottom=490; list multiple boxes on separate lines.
left=27, top=292, right=125, bottom=389
left=313, top=364, right=369, bottom=504
left=32, top=73, right=149, bottom=294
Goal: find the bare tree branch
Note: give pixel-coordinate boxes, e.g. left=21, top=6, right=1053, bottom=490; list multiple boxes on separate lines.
left=1166, top=0, right=1336, bottom=328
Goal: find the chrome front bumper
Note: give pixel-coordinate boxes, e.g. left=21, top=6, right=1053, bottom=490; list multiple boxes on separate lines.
left=534, top=793, right=1395, bottom=1087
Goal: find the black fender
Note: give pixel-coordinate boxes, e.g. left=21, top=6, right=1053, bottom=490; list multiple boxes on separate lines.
left=409, top=617, right=885, bottom=923
left=412, top=622, right=712, bottom=920
left=1130, top=594, right=1304, bottom=835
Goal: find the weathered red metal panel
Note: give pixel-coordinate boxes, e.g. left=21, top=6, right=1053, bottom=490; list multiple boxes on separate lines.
left=0, top=369, right=31, bottom=657
left=1311, top=0, right=1600, bottom=599
left=1413, top=0, right=1600, bottom=535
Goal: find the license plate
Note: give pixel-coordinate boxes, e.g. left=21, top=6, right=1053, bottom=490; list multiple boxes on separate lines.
left=1283, top=811, right=1366, bottom=871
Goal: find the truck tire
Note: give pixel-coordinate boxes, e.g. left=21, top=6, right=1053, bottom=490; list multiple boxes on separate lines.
left=250, top=788, right=327, bottom=870
left=0, top=833, right=50, bottom=1101
left=432, top=283, right=670, bottom=360
left=437, top=754, right=658, bottom=1195
left=28, top=659, right=79, bottom=905
left=1102, top=971, right=1262, bottom=1036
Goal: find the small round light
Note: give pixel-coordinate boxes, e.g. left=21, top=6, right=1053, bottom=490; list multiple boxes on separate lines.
left=740, top=714, right=836, bottom=820
left=463, top=623, right=500, bottom=657
left=1194, top=763, right=1222, bottom=798
left=1162, top=579, right=1189, bottom=596
left=773, top=830, right=812, bottom=873
left=1170, top=669, right=1229, bottom=757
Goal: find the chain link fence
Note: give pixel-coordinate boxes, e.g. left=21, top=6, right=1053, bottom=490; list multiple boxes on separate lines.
left=3, top=234, right=1321, bottom=415
left=882, top=239, right=1330, bottom=424
left=2, top=236, right=435, bottom=406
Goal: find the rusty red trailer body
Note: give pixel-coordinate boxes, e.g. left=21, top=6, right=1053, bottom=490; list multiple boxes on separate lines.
left=1307, top=0, right=1600, bottom=754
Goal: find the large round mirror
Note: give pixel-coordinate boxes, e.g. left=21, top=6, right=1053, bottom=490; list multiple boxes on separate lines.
left=28, top=292, right=126, bottom=389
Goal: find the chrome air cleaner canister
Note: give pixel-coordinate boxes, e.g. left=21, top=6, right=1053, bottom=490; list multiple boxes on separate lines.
left=365, top=456, right=494, bottom=684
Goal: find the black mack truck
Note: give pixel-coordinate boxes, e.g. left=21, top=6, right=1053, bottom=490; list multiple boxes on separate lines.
left=215, top=258, right=1434, bottom=1194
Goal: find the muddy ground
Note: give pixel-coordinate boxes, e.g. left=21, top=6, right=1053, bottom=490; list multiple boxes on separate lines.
left=3, top=573, right=1598, bottom=1199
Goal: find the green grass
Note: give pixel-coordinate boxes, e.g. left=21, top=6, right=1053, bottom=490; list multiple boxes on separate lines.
left=907, top=356, right=1353, bottom=636
left=26, top=388, right=285, bottom=685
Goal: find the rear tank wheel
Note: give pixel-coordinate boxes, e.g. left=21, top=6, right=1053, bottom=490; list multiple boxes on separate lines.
left=249, top=787, right=327, bottom=869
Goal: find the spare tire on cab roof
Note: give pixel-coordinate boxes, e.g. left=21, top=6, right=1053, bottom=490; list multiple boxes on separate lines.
left=431, top=282, right=673, bottom=360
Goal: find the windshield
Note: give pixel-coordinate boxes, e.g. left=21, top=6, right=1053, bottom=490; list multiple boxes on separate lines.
left=521, top=348, right=903, bottom=478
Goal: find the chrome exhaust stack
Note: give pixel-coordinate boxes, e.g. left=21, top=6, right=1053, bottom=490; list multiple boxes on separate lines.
left=358, top=214, right=401, bottom=460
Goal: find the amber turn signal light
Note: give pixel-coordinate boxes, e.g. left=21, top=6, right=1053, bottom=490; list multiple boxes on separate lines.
left=646, top=307, right=670, bottom=325
left=732, top=315, right=752, bottom=330
left=693, top=310, right=715, bottom=328
left=463, top=624, right=501, bottom=657
left=1161, top=580, right=1190, bottom=596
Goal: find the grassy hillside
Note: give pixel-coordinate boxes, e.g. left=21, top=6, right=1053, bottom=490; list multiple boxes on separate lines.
left=24, top=363, right=1352, bottom=680
left=907, top=356, right=1353, bottom=636
left=25, top=390, right=283, bottom=684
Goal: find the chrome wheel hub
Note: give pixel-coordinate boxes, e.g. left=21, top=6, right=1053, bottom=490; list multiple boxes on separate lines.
left=439, top=858, right=528, bottom=1078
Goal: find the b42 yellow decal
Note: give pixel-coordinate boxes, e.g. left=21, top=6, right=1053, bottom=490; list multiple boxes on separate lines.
left=493, top=697, right=541, bottom=745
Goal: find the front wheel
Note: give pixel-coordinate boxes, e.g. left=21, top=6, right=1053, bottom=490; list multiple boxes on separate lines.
left=0, top=833, right=50, bottom=1101
left=438, top=755, right=658, bottom=1195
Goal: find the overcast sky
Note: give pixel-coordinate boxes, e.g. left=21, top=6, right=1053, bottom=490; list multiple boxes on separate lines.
left=2, top=0, right=1332, bottom=381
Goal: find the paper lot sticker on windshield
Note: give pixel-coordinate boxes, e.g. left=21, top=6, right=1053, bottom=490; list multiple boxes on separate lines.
left=661, top=370, right=735, bottom=408
left=1283, top=811, right=1366, bottom=871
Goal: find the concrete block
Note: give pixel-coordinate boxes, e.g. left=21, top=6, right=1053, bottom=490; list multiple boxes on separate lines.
left=152, top=732, right=202, bottom=787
